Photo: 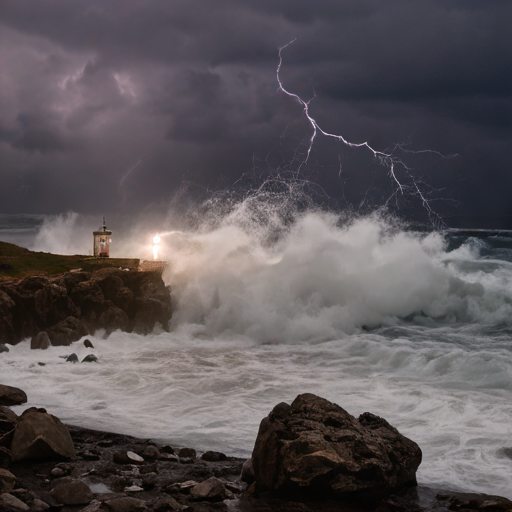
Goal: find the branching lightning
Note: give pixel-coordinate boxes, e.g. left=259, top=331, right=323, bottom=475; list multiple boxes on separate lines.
left=277, top=39, right=455, bottom=224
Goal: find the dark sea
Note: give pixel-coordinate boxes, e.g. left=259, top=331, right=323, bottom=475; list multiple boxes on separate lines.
left=1, top=212, right=511, bottom=498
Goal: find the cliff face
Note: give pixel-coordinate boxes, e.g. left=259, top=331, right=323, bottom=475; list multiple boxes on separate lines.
left=0, top=268, right=172, bottom=346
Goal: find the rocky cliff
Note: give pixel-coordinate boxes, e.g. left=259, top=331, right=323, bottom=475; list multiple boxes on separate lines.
left=0, top=268, right=172, bottom=347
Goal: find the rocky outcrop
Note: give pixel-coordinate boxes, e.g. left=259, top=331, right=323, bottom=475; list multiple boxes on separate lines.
left=250, top=393, right=422, bottom=502
left=0, top=268, right=172, bottom=347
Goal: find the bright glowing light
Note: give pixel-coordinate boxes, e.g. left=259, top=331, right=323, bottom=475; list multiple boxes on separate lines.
left=152, top=234, right=161, bottom=260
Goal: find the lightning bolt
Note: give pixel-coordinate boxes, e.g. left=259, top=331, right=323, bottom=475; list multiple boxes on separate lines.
left=277, top=39, right=455, bottom=225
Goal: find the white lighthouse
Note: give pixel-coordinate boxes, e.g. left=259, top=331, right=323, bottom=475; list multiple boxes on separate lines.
left=93, top=217, right=112, bottom=258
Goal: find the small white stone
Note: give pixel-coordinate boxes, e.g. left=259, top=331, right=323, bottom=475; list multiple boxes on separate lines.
left=126, top=451, right=144, bottom=462
left=124, top=485, right=144, bottom=492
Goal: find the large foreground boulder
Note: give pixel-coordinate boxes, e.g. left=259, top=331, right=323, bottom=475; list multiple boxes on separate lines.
left=10, top=409, right=75, bottom=461
left=251, top=393, right=422, bottom=502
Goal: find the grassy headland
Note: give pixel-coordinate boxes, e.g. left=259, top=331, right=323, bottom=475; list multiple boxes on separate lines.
left=0, top=241, right=140, bottom=280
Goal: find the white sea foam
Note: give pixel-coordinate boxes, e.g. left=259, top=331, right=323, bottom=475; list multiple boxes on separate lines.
left=1, top=210, right=512, bottom=498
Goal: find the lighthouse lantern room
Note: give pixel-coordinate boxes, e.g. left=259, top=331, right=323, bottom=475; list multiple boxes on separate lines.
left=93, top=217, right=112, bottom=258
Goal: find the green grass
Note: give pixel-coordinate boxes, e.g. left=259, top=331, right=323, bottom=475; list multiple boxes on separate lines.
left=0, top=241, right=140, bottom=280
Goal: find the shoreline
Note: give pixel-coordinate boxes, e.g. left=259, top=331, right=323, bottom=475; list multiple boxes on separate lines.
left=6, top=420, right=512, bottom=512
left=1, top=384, right=512, bottom=511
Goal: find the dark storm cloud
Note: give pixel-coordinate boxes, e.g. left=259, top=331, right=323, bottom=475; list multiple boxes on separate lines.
left=0, top=0, right=510, bottom=227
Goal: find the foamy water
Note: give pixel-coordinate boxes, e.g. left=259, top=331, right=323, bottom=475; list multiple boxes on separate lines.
left=1, top=211, right=512, bottom=498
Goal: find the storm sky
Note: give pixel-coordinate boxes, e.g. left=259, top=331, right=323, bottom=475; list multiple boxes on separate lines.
left=1, top=1, right=510, bottom=227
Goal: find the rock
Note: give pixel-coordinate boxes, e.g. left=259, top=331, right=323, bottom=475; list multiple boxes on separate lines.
left=98, top=306, right=130, bottom=334
left=0, top=385, right=27, bottom=406
left=11, top=409, right=75, bottom=461
left=0, top=447, right=13, bottom=468
left=47, top=316, right=88, bottom=346
left=178, top=447, right=197, bottom=459
left=201, top=451, right=227, bottom=462
left=30, top=332, right=50, bottom=350
left=30, top=498, right=50, bottom=511
left=0, top=268, right=172, bottom=346
left=0, top=406, right=18, bottom=433
left=189, top=477, right=227, bottom=501
left=50, top=467, right=66, bottom=478
left=0, top=343, right=9, bottom=353
left=0, top=492, right=30, bottom=511
left=113, top=450, right=145, bottom=465
left=81, top=500, right=103, bottom=512
left=50, top=477, right=93, bottom=505
left=124, top=485, right=144, bottom=492
left=0, top=419, right=15, bottom=436
left=152, top=495, right=183, bottom=511
left=84, top=339, right=94, bottom=348
left=241, top=458, right=255, bottom=484
left=142, top=445, right=160, bottom=461
left=251, top=393, right=422, bottom=501
left=0, top=291, right=16, bottom=345
left=0, top=468, right=16, bottom=492
left=82, top=354, right=98, bottom=363
left=33, top=283, right=80, bottom=327
left=445, top=493, right=512, bottom=511
left=103, top=496, right=148, bottom=512
left=65, top=353, right=78, bottom=363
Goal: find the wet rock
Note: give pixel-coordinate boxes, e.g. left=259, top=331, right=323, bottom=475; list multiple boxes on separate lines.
left=50, top=477, right=93, bottom=505
left=30, top=497, right=50, bottom=511
left=99, top=306, right=130, bottom=334
left=241, top=458, right=255, bottom=484
left=0, top=410, right=17, bottom=435
left=30, top=331, right=50, bottom=350
left=0, top=492, right=30, bottom=511
left=201, top=451, right=227, bottom=462
left=0, top=468, right=16, bottom=492
left=47, top=316, right=88, bottom=346
left=84, top=339, right=94, bottom=348
left=446, top=492, right=512, bottom=511
left=82, top=354, right=99, bottom=363
left=0, top=291, right=16, bottom=345
left=113, top=450, right=145, bottom=465
left=0, top=343, right=9, bottom=353
left=65, top=353, right=79, bottom=363
left=11, top=409, right=75, bottom=461
left=142, top=445, right=160, bottom=461
left=190, top=477, right=228, bottom=501
left=103, top=496, right=148, bottom=512
left=0, top=385, right=27, bottom=406
left=81, top=499, right=103, bottom=512
left=152, top=495, right=183, bottom=511
left=178, top=447, right=197, bottom=459
left=0, top=447, right=13, bottom=468
left=251, top=393, right=422, bottom=501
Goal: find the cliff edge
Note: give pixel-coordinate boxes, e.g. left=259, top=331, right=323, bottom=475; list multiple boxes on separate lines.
left=0, top=267, right=172, bottom=347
